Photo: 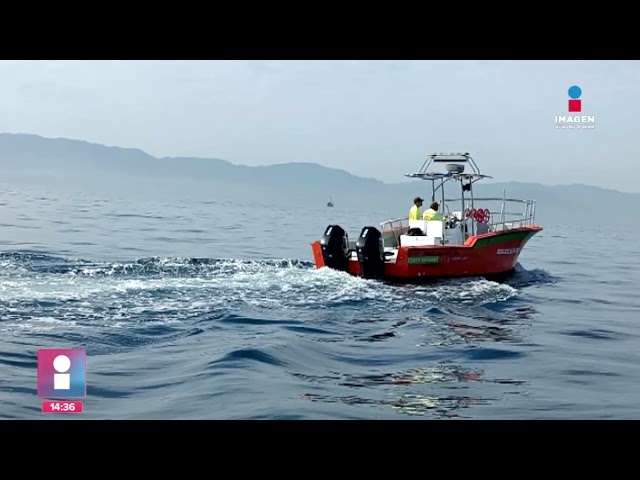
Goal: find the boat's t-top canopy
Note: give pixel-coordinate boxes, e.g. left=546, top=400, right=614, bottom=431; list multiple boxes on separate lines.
left=405, top=152, right=492, bottom=181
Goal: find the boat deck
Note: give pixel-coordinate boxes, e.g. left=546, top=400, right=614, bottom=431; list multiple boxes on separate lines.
left=379, top=196, right=537, bottom=250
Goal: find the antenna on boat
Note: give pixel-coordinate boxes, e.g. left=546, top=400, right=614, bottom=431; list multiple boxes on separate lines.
left=404, top=152, right=491, bottom=181
left=416, top=152, right=481, bottom=176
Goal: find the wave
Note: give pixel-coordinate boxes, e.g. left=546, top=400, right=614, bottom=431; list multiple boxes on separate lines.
left=0, top=251, right=552, bottom=338
left=0, top=252, right=550, bottom=419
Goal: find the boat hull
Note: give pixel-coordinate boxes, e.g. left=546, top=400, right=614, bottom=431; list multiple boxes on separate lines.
left=311, top=226, right=542, bottom=282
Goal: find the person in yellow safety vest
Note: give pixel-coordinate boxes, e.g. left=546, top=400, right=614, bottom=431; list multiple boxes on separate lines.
left=423, top=201, right=445, bottom=221
left=409, top=197, right=424, bottom=220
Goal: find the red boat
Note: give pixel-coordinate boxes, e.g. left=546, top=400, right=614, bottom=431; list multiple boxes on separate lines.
left=311, top=153, right=542, bottom=282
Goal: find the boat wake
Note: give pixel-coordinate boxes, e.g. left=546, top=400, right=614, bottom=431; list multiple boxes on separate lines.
left=0, top=251, right=554, bottom=333
left=0, top=251, right=554, bottom=419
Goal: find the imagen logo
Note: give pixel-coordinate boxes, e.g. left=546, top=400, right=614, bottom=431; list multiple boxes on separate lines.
left=554, top=85, right=595, bottom=129
left=37, top=349, right=87, bottom=398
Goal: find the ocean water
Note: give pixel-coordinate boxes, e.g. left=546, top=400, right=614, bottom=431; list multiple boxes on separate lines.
left=1, top=179, right=639, bottom=420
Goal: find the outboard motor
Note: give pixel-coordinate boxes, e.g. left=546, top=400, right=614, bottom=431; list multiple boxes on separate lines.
left=355, top=226, right=385, bottom=280
left=320, top=225, right=349, bottom=272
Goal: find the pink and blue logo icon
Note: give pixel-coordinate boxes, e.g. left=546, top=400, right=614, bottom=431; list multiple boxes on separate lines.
left=568, top=85, right=582, bottom=112
left=37, top=349, right=87, bottom=398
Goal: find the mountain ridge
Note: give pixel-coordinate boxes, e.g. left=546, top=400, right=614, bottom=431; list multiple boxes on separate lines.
left=0, top=132, right=634, bottom=198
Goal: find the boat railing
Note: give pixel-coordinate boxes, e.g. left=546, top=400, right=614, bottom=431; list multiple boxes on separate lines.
left=379, top=217, right=410, bottom=248
left=443, top=196, right=537, bottom=232
left=379, top=196, right=537, bottom=245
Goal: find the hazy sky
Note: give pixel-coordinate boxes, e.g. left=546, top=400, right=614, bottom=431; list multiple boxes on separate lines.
left=1, top=60, right=638, bottom=192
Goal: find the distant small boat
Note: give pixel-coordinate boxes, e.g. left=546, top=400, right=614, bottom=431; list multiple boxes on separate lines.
left=327, top=196, right=334, bottom=207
